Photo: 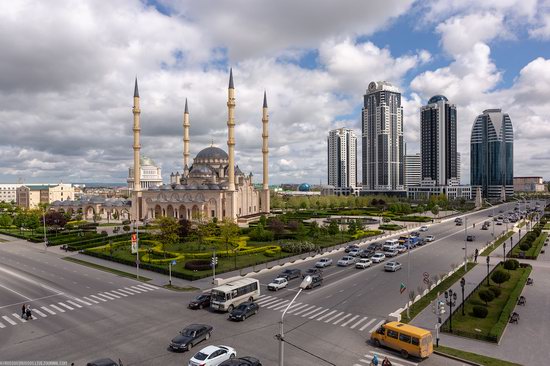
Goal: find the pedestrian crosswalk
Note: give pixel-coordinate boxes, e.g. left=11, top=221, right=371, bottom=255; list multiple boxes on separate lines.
left=353, top=350, right=418, bottom=366
left=256, top=295, right=385, bottom=333
left=0, top=283, right=158, bottom=330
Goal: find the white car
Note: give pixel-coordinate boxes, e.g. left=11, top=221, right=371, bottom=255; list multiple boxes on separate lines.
left=355, top=258, right=373, bottom=269
left=419, top=225, right=429, bottom=232
left=384, top=249, right=399, bottom=258
left=384, top=261, right=402, bottom=272
left=337, top=256, right=356, bottom=266
left=267, top=277, right=288, bottom=291
left=348, top=248, right=361, bottom=257
left=396, top=245, right=407, bottom=253
left=188, top=345, right=236, bottom=366
left=315, top=258, right=333, bottom=268
left=371, top=252, right=386, bottom=263
left=425, top=235, right=435, bottom=242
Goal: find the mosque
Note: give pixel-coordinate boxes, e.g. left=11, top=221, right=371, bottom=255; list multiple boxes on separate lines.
left=131, top=69, right=271, bottom=223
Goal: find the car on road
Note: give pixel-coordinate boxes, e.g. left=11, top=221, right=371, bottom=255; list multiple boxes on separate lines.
left=466, top=235, right=476, bottom=241
left=315, top=258, right=333, bottom=268
left=384, top=249, right=399, bottom=257
left=425, top=235, right=435, bottom=242
left=355, top=258, right=373, bottom=269
left=267, top=278, right=288, bottom=291
left=396, top=245, right=407, bottom=253
left=337, top=255, right=356, bottom=266
left=169, top=324, right=213, bottom=352
left=419, top=226, right=428, bottom=232
left=304, top=274, right=323, bottom=289
left=189, top=345, right=237, bottom=366
left=345, top=244, right=360, bottom=253
left=367, top=242, right=383, bottom=251
left=302, top=268, right=322, bottom=278
left=188, top=293, right=211, bottom=310
left=228, top=301, right=259, bottom=321
left=384, top=261, right=402, bottom=272
left=456, top=219, right=463, bottom=226
left=371, top=252, right=386, bottom=263
left=481, top=224, right=489, bottom=230
left=219, top=356, right=262, bottom=366
left=410, top=231, right=420, bottom=237
left=278, top=268, right=302, bottom=280
left=358, top=249, right=374, bottom=258
left=348, top=248, right=361, bottom=257
left=86, top=359, right=120, bottom=366
left=416, top=238, right=426, bottom=246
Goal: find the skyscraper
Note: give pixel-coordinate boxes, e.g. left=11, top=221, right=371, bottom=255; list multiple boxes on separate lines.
left=328, top=128, right=357, bottom=195
left=362, top=81, right=404, bottom=191
left=404, top=153, right=421, bottom=187
left=470, top=109, right=514, bottom=201
left=420, top=95, right=458, bottom=186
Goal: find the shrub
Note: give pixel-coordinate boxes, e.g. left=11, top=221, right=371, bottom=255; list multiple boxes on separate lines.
left=121, top=219, right=131, bottom=225
left=479, top=289, right=495, bottom=305
left=184, top=260, right=211, bottom=271
left=488, top=286, right=501, bottom=298
left=504, top=259, right=519, bottom=270
left=491, top=269, right=511, bottom=287
left=473, top=305, right=488, bottom=318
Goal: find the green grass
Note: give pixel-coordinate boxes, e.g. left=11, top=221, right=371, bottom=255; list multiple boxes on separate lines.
left=162, top=284, right=199, bottom=292
left=518, top=221, right=527, bottom=228
left=544, top=223, right=550, bottom=230
left=378, top=224, right=403, bottom=230
left=400, top=262, right=477, bottom=323
left=62, top=256, right=152, bottom=281
left=435, top=345, right=521, bottom=366
left=441, top=264, right=531, bottom=342
left=480, top=231, right=514, bottom=256
left=511, top=232, right=548, bottom=258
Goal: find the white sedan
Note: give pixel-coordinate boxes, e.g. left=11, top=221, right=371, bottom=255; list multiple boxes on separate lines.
left=384, top=261, right=402, bottom=272
left=188, top=345, right=236, bottom=366
left=315, top=258, right=333, bottom=268
left=267, top=277, right=288, bottom=291
left=355, top=258, right=373, bottom=269
left=425, top=235, right=435, bottom=242
left=371, top=252, right=386, bottom=263
left=419, top=225, right=429, bottom=232
left=384, top=249, right=399, bottom=258
left=337, top=256, right=356, bottom=266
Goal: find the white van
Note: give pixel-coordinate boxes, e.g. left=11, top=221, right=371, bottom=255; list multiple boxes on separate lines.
left=383, top=239, right=399, bottom=251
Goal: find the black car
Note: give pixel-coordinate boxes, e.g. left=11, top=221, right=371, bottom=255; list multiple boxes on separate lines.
left=302, top=268, right=322, bottom=278
left=466, top=235, right=475, bottom=242
left=367, top=242, right=383, bottom=251
left=305, top=274, right=323, bottom=289
left=358, top=249, right=374, bottom=258
left=219, top=356, right=262, bottom=366
left=228, top=301, right=259, bottom=321
left=416, top=238, right=426, bottom=246
left=410, top=231, right=420, bottom=237
left=86, top=359, right=120, bottom=366
left=345, top=244, right=360, bottom=253
left=169, top=323, right=213, bottom=352
left=188, top=293, right=211, bottom=309
left=278, top=268, right=301, bottom=280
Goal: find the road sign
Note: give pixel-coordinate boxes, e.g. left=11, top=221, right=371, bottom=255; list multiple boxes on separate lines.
left=400, top=282, right=406, bottom=294
left=131, top=233, right=138, bottom=254
left=131, top=233, right=137, bottom=244
left=171, top=260, right=177, bottom=265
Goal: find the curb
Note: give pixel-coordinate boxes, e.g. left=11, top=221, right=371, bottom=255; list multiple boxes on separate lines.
left=433, top=350, right=482, bottom=366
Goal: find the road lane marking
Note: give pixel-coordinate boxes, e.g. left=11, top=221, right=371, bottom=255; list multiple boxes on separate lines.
left=134, top=285, right=153, bottom=291
left=278, top=302, right=302, bottom=312
left=90, top=295, right=107, bottom=302
left=12, top=313, right=27, bottom=323
left=369, top=320, right=386, bottom=333
left=366, top=351, right=418, bottom=366
left=109, top=290, right=128, bottom=297
left=315, top=310, right=337, bottom=321
left=74, top=298, right=93, bottom=306
left=97, top=293, right=116, bottom=300
left=341, top=314, right=359, bottom=327
left=0, top=322, right=5, bottom=328
left=292, top=305, right=316, bottom=316
left=350, top=316, right=368, bottom=329
left=299, top=306, right=322, bottom=317
left=324, top=311, right=344, bottom=323
left=256, top=297, right=280, bottom=306
left=267, top=300, right=290, bottom=309
left=123, top=287, right=142, bottom=294
left=103, top=292, right=120, bottom=299
left=138, top=283, right=157, bottom=290
left=66, top=300, right=82, bottom=308
left=332, top=313, right=352, bottom=325
left=0, top=293, right=66, bottom=309
left=308, top=308, right=330, bottom=319
left=58, top=302, right=74, bottom=311
left=130, top=286, right=146, bottom=292
left=41, top=306, right=56, bottom=315
left=0, top=283, right=32, bottom=301
left=2, top=316, right=17, bottom=325
left=49, top=304, right=65, bottom=313
left=286, top=303, right=310, bottom=314
left=272, top=301, right=296, bottom=311
left=33, top=309, right=47, bottom=317
left=359, top=318, right=376, bottom=331
left=116, top=289, right=135, bottom=296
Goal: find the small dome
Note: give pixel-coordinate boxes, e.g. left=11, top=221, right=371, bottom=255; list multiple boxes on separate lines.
left=190, top=165, right=213, bottom=177
left=140, top=156, right=157, bottom=166
left=428, top=95, right=448, bottom=104
left=195, top=146, right=228, bottom=161
left=298, top=183, right=311, bottom=192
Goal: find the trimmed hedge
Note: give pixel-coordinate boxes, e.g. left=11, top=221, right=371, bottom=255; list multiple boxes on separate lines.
left=393, top=215, right=432, bottom=222
left=473, top=305, right=488, bottom=318
left=378, top=224, right=402, bottom=230
left=185, top=260, right=211, bottom=271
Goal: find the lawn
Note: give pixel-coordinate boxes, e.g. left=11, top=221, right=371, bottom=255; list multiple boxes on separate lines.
left=435, top=345, right=521, bottom=366
left=441, top=263, right=532, bottom=342
left=480, top=231, right=514, bottom=256
left=511, top=232, right=548, bottom=259
left=544, top=223, right=550, bottom=230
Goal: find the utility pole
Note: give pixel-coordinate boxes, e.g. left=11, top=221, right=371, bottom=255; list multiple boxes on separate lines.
left=464, top=217, right=468, bottom=273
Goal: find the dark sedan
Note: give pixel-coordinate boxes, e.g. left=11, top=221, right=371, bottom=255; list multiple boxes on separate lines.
left=169, top=324, right=213, bottom=352
left=302, top=267, right=322, bottom=278
left=219, top=356, right=262, bottom=366
left=228, top=301, right=259, bottom=321
left=188, top=293, right=211, bottom=309
left=278, top=268, right=301, bottom=280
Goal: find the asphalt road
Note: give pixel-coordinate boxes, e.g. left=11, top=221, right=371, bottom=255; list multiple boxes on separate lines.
left=0, top=201, right=539, bottom=365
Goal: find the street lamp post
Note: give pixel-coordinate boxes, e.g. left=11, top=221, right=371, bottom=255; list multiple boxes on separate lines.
left=510, top=237, right=513, bottom=253
left=464, top=217, right=468, bottom=273
left=503, top=241, right=506, bottom=260
left=42, top=208, right=48, bottom=251
left=486, top=256, right=490, bottom=285
left=279, top=276, right=312, bottom=366
left=444, top=289, right=457, bottom=333
left=406, top=243, right=411, bottom=319
left=460, top=278, right=466, bottom=316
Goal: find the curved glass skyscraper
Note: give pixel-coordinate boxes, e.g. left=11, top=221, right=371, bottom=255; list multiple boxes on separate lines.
left=470, top=109, right=514, bottom=201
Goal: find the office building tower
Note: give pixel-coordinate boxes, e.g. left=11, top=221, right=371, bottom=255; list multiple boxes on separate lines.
left=404, top=154, right=421, bottom=187
left=420, top=95, right=458, bottom=186
left=457, top=152, right=461, bottom=184
left=362, top=81, right=404, bottom=191
left=328, top=128, right=357, bottom=195
left=470, top=109, right=514, bottom=201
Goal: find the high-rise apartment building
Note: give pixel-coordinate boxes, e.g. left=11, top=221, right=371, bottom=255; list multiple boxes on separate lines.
left=404, top=154, right=421, bottom=187
left=362, top=81, right=404, bottom=192
left=470, top=109, right=514, bottom=201
left=457, top=152, right=461, bottom=184
left=420, top=95, right=458, bottom=186
left=328, top=128, right=357, bottom=195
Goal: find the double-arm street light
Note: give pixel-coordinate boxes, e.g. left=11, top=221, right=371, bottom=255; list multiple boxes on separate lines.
left=444, top=289, right=458, bottom=333
left=486, top=256, right=490, bottom=286
left=460, top=277, right=466, bottom=316
left=278, top=276, right=312, bottom=366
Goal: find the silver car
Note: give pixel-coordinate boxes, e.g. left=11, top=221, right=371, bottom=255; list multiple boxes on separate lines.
left=384, top=261, right=402, bottom=272
left=337, top=256, right=356, bottom=266
left=315, top=258, right=333, bottom=268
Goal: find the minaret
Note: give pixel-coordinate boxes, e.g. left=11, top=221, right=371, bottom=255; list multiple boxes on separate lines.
left=183, top=98, right=190, bottom=177
left=227, top=68, right=236, bottom=191
left=262, top=91, right=269, bottom=190
left=132, top=77, right=142, bottom=220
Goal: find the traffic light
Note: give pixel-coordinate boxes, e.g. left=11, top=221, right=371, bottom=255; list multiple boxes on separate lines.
left=438, top=301, right=445, bottom=314
left=211, top=257, right=218, bottom=266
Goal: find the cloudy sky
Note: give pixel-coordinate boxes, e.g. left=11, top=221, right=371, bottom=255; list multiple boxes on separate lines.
left=1, top=0, right=549, bottom=185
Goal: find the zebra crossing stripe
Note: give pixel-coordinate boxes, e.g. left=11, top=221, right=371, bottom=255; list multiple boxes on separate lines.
left=103, top=292, right=120, bottom=299
left=33, top=309, right=47, bottom=317
left=12, top=313, right=26, bottom=323
left=267, top=300, right=290, bottom=309
left=74, top=298, right=93, bottom=306
left=109, top=290, right=128, bottom=297
left=292, top=305, right=316, bottom=316
left=366, top=351, right=418, bottom=366
left=124, top=287, right=142, bottom=294
left=369, top=320, right=386, bottom=333
left=272, top=301, right=295, bottom=311
left=350, top=316, right=368, bottom=329
left=257, top=298, right=283, bottom=307
left=138, top=283, right=157, bottom=290
left=257, top=294, right=267, bottom=299
left=308, top=308, right=330, bottom=319
left=2, top=315, right=17, bottom=325
left=359, top=318, right=376, bottom=331
left=97, top=293, right=116, bottom=300
left=135, top=284, right=154, bottom=291
left=90, top=295, right=107, bottom=302
left=341, top=315, right=359, bottom=327
left=49, top=304, right=65, bottom=313
left=281, top=302, right=303, bottom=312
left=315, top=310, right=337, bottom=321
left=58, top=302, right=74, bottom=311
left=41, top=306, right=56, bottom=315
left=130, top=286, right=146, bottom=292
left=286, top=303, right=309, bottom=314
left=0, top=321, right=5, bottom=328
left=116, top=289, right=135, bottom=296
left=66, top=300, right=82, bottom=308
left=332, top=313, right=352, bottom=325
left=324, top=311, right=344, bottom=323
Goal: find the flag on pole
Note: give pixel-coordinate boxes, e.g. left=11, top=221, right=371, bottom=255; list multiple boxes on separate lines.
left=400, top=282, right=406, bottom=294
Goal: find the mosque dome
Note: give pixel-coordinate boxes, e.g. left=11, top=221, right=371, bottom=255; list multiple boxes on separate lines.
left=195, top=146, right=228, bottom=161
left=428, top=95, right=448, bottom=104
left=298, top=183, right=311, bottom=192
left=140, top=156, right=157, bottom=166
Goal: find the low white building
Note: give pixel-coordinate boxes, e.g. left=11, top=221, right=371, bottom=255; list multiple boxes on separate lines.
left=0, top=184, right=23, bottom=203
left=407, top=180, right=472, bottom=200
left=127, top=156, right=163, bottom=190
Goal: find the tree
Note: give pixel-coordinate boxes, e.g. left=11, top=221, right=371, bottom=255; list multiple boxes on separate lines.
left=308, top=221, right=320, bottom=238
left=178, top=219, right=193, bottom=240
left=44, top=211, right=68, bottom=228
left=491, top=269, right=511, bottom=287
left=155, top=216, right=180, bottom=252
left=328, top=221, right=339, bottom=236
left=259, top=215, right=267, bottom=227
left=267, top=218, right=285, bottom=239
left=0, top=214, right=13, bottom=227
left=431, top=205, right=440, bottom=219
left=347, top=220, right=357, bottom=235
left=355, top=219, right=364, bottom=231
left=220, top=218, right=240, bottom=255
left=478, top=289, right=495, bottom=305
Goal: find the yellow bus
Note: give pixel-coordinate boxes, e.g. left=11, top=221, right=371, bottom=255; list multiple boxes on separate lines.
left=370, top=321, right=433, bottom=359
